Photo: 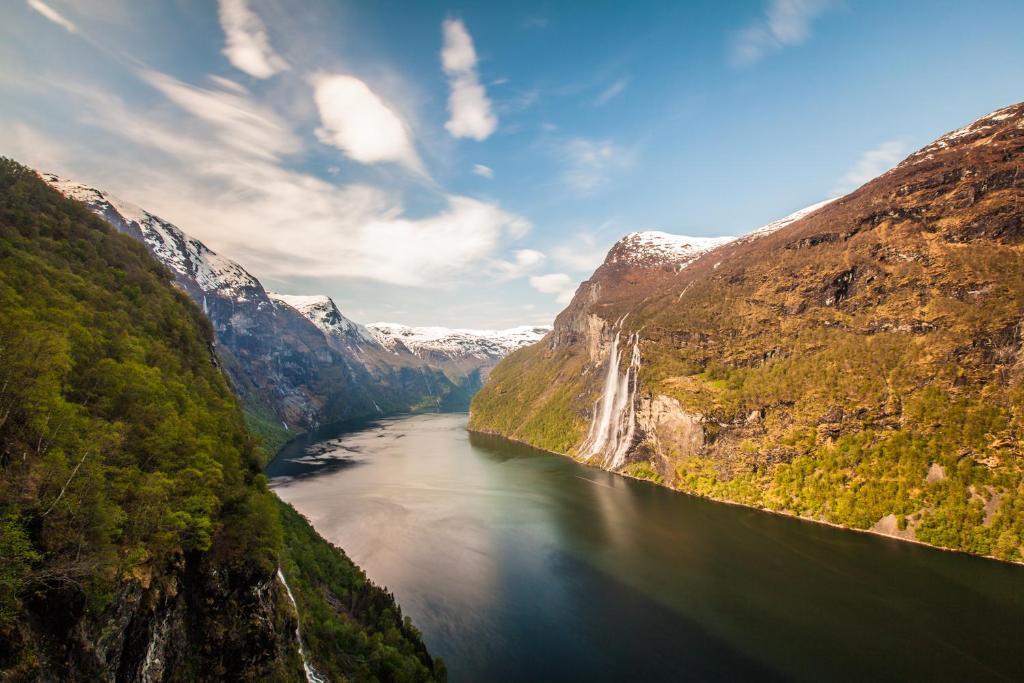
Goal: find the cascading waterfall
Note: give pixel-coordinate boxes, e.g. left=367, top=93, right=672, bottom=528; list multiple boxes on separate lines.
left=277, top=568, right=326, bottom=683
left=580, top=328, right=642, bottom=469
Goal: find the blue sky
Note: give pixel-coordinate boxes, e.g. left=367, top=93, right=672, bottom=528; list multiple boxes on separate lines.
left=2, top=0, right=1022, bottom=327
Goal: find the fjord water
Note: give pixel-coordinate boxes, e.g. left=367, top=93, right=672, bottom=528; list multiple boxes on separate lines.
left=267, top=413, right=1024, bottom=682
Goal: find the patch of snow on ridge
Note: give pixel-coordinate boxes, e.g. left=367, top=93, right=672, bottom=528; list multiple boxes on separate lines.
left=268, top=292, right=378, bottom=345
left=902, top=103, right=1024, bottom=166
left=741, top=198, right=838, bottom=240
left=42, top=173, right=262, bottom=300
left=611, top=232, right=734, bottom=268
left=365, top=323, right=549, bottom=359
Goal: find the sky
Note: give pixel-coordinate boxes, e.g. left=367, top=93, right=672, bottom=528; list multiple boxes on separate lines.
left=1, top=1, right=1023, bottom=328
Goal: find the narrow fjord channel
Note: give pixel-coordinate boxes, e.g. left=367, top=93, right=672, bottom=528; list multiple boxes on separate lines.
left=266, top=413, right=1024, bottom=682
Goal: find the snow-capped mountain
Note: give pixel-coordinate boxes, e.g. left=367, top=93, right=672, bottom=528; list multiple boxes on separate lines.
left=609, top=232, right=734, bottom=269
left=607, top=200, right=836, bottom=271
left=268, top=293, right=379, bottom=349
left=366, top=323, right=549, bottom=361
left=42, top=174, right=265, bottom=303
left=43, top=171, right=539, bottom=428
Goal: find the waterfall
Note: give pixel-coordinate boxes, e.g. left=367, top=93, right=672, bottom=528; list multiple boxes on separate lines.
left=277, top=568, right=326, bottom=683
left=580, top=329, right=642, bottom=469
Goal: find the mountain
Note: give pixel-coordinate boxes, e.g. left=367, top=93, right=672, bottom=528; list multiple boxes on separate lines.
left=471, top=102, right=1024, bottom=563
left=42, top=175, right=531, bottom=439
left=365, top=323, right=550, bottom=380
left=0, top=159, right=440, bottom=680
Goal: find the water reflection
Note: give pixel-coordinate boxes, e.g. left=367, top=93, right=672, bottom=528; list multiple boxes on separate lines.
left=269, top=413, right=1024, bottom=683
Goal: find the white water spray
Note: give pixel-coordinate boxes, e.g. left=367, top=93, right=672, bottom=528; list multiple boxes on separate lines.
left=580, top=328, right=642, bottom=469
left=277, top=568, right=326, bottom=683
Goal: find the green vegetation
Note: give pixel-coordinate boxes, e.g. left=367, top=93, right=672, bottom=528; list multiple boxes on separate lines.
left=243, top=401, right=295, bottom=466
left=468, top=345, right=587, bottom=454
left=278, top=500, right=443, bottom=681
left=0, top=159, right=441, bottom=678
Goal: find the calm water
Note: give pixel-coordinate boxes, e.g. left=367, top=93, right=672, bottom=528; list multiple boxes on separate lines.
left=267, top=413, right=1024, bottom=682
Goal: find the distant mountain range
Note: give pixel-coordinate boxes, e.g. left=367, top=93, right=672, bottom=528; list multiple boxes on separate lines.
left=44, top=174, right=546, bottom=435
left=471, top=102, right=1024, bottom=563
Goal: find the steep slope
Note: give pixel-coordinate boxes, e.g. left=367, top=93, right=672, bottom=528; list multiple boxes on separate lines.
left=471, top=102, right=1024, bottom=562
left=42, top=175, right=479, bottom=432
left=0, top=159, right=440, bottom=680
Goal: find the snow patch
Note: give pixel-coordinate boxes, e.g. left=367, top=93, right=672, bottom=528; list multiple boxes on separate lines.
left=42, top=173, right=262, bottom=300
left=365, top=323, right=549, bottom=360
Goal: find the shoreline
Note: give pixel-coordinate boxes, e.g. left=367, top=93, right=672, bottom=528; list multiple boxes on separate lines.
left=466, top=425, right=1024, bottom=568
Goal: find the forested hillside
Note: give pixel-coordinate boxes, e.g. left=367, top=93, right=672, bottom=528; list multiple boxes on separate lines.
left=0, top=159, right=440, bottom=680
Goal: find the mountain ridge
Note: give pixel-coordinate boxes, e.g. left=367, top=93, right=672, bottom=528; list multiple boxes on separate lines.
left=42, top=173, right=543, bottom=436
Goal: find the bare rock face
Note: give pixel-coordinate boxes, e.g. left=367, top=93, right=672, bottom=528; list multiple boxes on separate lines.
left=636, top=395, right=705, bottom=469
left=21, top=553, right=304, bottom=682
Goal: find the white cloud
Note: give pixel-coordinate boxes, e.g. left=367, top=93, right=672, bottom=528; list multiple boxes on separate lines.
left=560, top=137, right=634, bottom=194
left=831, top=140, right=906, bottom=196
left=26, top=0, right=77, bottom=33
left=310, top=73, right=421, bottom=170
left=594, top=78, right=628, bottom=107
left=493, top=248, right=545, bottom=280
left=217, top=0, right=288, bottom=79
left=19, top=70, right=529, bottom=288
left=208, top=74, right=249, bottom=94
left=472, top=163, right=494, bottom=178
left=140, top=69, right=299, bottom=160
left=441, top=18, right=497, bottom=140
left=530, top=273, right=577, bottom=304
left=552, top=231, right=610, bottom=273
left=731, top=0, right=833, bottom=65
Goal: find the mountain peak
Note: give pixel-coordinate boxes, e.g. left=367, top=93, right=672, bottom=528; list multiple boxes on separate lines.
left=608, top=232, right=734, bottom=269
left=41, top=172, right=263, bottom=301
left=268, top=292, right=378, bottom=346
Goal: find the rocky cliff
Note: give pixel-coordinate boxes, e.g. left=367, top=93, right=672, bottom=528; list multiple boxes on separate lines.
left=471, top=102, right=1024, bottom=562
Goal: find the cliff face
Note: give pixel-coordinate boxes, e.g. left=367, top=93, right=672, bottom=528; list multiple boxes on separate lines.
left=471, top=102, right=1024, bottom=561
left=11, top=550, right=303, bottom=681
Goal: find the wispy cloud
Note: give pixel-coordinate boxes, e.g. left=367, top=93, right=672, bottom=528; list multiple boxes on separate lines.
left=529, top=273, right=577, bottom=304
left=560, top=137, right=634, bottom=194
left=731, top=0, right=834, bottom=65
left=217, top=0, right=288, bottom=78
left=594, top=78, right=628, bottom=107
left=15, top=69, right=530, bottom=289
left=140, top=69, right=299, bottom=160
left=552, top=231, right=610, bottom=273
left=493, top=248, right=544, bottom=280
left=831, top=140, right=906, bottom=196
left=441, top=18, right=497, bottom=140
left=26, top=0, right=77, bottom=33
left=472, top=163, right=494, bottom=178
left=309, top=73, right=421, bottom=170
